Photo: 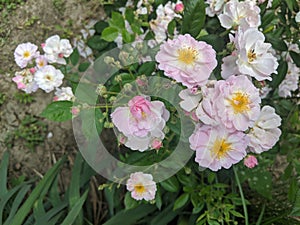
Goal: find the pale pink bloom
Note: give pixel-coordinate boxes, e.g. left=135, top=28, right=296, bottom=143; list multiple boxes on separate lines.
left=205, top=0, right=226, bottom=17
left=34, top=65, right=64, bottom=93
left=259, top=85, right=272, bottom=99
left=29, top=68, right=36, bottom=74
left=244, top=155, right=258, bottom=168
left=126, top=172, right=157, bottom=201
left=150, top=1, right=181, bottom=44
left=296, top=12, right=300, bottom=23
left=151, top=139, right=163, bottom=150
left=71, top=106, right=80, bottom=116
left=218, top=0, right=261, bottom=30
left=278, top=62, right=299, bottom=98
left=14, top=42, right=39, bottom=68
left=196, top=75, right=261, bottom=131
left=285, top=42, right=300, bottom=62
left=189, top=124, right=248, bottom=171
left=156, top=34, right=217, bottom=88
left=175, top=2, right=184, bottom=13
left=35, top=55, right=48, bottom=69
left=179, top=88, right=202, bottom=112
left=53, top=87, right=75, bottom=101
left=247, top=106, right=281, bottom=154
left=12, top=69, right=38, bottom=93
left=43, top=35, right=73, bottom=65
left=237, top=28, right=278, bottom=81
left=111, top=96, right=170, bottom=151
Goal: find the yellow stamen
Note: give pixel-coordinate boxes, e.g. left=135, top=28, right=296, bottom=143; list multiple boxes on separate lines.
left=23, top=51, right=30, bottom=58
left=134, top=184, right=145, bottom=194
left=247, top=49, right=256, bottom=62
left=212, top=139, right=232, bottom=159
left=45, top=75, right=53, bottom=81
left=177, top=47, right=198, bottom=65
left=229, top=92, right=250, bottom=114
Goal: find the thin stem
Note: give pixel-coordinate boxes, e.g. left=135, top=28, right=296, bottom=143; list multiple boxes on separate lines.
left=233, top=166, right=249, bottom=225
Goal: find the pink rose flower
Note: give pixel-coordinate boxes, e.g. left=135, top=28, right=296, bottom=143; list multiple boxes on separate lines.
left=111, top=95, right=170, bottom=151
left=156, top=34, right=217, bottom=88
left=189, top=124, right=248, bottom=171
left=244, top=155, right=258, bottom=168
left=175, top=3, right=184, bottom=13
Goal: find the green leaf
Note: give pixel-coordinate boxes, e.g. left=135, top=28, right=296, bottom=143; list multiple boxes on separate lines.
left=0, top=151, right=9, bottom=198
left=87, top=35, right=109, bottom=50
left=103, top=204, right=156, bottom=225
left=10, top=156, right=66, bottom=225
left=95, top=21, right=109, bottom=34
left=124, top=192, right=138, bottom=210
left=167, top=19, right=176, bottom=35
left=122, top=29, right=135, bottom=43
left=80, top=108, right=104, bottom=139
left=61, top=190, right=89, bottom=225
left=78, top=62, right=91, bottom=72
left=160, top=176, right=180, bottom=193
left=125, top=8, right=135, bottom=24
left=265, top=34, right=288, bottom=51
left=150, top=204, right=178, bottom=225
left=290, top=189, right=300, bottom=216
left=109, top=12, right=125, bottom=29
left=138, top=62, right=156, bottom=76
left=173, top=193, right=190, bottom=211
left=40, top=101, right=73, bottom=122
left=101, top=27, right=119, bottom=42
left=230, top=210, right=244, bottom=218
left=270, top=60, right=288, bottom=89
left=290, top=51, right=300, bottom=68
left=70, top=48, right=80, bottom=66
left=155, top=189, right=162, bottom=210
left=181, top=0, right=206, bottom=38
left=104, top=187, right=115, bottom=216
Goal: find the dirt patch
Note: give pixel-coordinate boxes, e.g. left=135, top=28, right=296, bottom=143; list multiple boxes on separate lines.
left=0, top=0, right=105, bottom=179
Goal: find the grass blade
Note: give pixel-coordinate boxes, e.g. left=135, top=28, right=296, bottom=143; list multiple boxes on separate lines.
left=10, top=156, right=66, bottom=225
left=0, top=151, right=9, bottom=198
left=60, top=190, right=89, bottom=225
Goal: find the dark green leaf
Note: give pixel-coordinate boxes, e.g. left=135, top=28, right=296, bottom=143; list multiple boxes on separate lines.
left=101, top=27, right=119, bottom=42
left=70, top=48, right=80, bottom=66
left=95, top=21, right=109, bottom=34
left=0, top=151, right=9, bottom=198
left=230, top=210, right=244, bottom=218
left=104, top=187, right=115, bottom=216
left=103, top=204, right=156, bottom=225
left=290, top=189, right=300, bottom=216
left=87, top=35, right=109, bottom=50
left=40, top=101, right=73, bottom=122
left=125, top=8, right=135, bottom=24
left=265, top=34, right=288, bottom=51
left=78, top=62, right=91, bottom=72
left=290, top=51, right=300, bottom=67
left=167, top=19, right=176, bottom=35
left=124, top=192, right=138, bottom=210
left=173, top=193, right=190, bottom=210
left=150, top=204, right=178, bottom=225
left=270, top=60, right=287, bottom=89
left=160, top=176, right=180, bottom=192
left=181, top=0, right=206, bottom=37
left=138, top=62, right=156, bottom=76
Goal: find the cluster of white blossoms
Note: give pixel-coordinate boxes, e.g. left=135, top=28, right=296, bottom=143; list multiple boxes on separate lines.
left=13, top=35, right=75, bottom=99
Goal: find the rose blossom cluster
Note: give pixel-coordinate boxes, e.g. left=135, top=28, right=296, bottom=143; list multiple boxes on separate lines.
left=154, top=0, right=282, bottom=171
left=111, top=95, right=170, bottom=152
left=13, top=35, right=74, bottom=101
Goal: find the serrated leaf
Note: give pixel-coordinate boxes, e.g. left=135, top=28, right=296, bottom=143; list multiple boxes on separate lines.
left=173, top=193, right=190, bottom=211
left=70, top=48, right=80, bottom=66
left=87, top=35, right=109, bottom=50
left=125, top=8, right=135, bottom=23
left=40, top=101, right=73, bottom=122
left=101, top=27, right=119, bottom=42
left=181, top=0, right=206, bottom=37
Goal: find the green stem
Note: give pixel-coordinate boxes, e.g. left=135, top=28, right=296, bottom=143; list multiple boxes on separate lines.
left=233, top=166, right=249, bottom=225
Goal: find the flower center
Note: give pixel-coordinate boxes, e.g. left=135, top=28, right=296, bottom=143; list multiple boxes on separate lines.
left=177, top=47, right=197, bottom=65
left=212, top=138, right=231, bottom=159
left=247, top=49, right=257, bottom=62
left=23, top=51, right=31, bottom=58
left=45, top=74, right=53, bottom=81
left=134, top=184, right=146, bottom=194
left=229, top=92, right=250, bottom=114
